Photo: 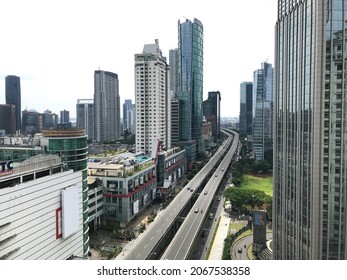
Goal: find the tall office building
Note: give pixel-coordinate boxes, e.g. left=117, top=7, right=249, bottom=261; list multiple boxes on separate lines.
left=239, top=82, right=253, bottom=138
left=5, top=75, right=21, bottom=132
left=203, top=91, right=221, bottom=142
left=274, top=0, right=347, bottom=260
left=134, top=39, right=171, bottom=155
left=123, top=99, right=133, bottom=133
left=252, top=62, right=273, bottom=161
left=177, top=18, right=204, bottom=153
left=76, top=99, right=94, bottom=140
left=94, top=70, right=121, bottom=143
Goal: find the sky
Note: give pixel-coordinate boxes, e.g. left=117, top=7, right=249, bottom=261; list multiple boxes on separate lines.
left=0, top=0, right=277, bottom=119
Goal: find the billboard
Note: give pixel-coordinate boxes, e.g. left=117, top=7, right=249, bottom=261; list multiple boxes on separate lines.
left=61, top=185, right=80, bottom=238
left=252, top=210, right=267, bottom=246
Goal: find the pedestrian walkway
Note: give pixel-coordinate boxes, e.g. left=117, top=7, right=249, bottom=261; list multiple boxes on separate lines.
left=208, top=208, right=231, bottom=260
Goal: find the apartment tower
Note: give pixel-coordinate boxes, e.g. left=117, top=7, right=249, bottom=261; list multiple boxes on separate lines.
left=134, top=39, right=171, bottom=155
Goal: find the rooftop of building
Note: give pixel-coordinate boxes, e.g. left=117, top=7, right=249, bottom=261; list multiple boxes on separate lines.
left=87, top=151, right=154, bottom=178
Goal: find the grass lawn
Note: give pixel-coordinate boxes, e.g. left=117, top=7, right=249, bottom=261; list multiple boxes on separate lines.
left=241, top=174, right=273, bottom=197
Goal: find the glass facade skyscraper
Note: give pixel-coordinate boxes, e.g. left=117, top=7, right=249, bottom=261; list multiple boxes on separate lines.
left=253, top=63, right=273, bottom=161
left=178, top=18, right=204, bottom=153
left=274, top=0, right=347, bottom=259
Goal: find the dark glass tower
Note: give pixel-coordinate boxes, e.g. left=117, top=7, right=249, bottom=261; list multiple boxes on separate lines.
left=274, top=0, right=347, bottom=260
left=239, top=82, right=253, bottom=138
left=178, top=18, right=204, bottom=153
left=203, top=91, right=221, bottom=142
left=5, top=75, right=21, bottom=132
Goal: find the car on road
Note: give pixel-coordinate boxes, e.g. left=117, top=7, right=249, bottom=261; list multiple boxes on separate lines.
left=190, top=189, right=194, bottom=192
left=194, top=208, right=199, bottom=213
left=209, top=213, right=213, bottom=219
left=217, top=196, right=221, bottom=201
left=204, top=191, right=208, bottom=195
left=215, top=174, right=218, bottom=177
left=222, top=168, right=224, bottom=171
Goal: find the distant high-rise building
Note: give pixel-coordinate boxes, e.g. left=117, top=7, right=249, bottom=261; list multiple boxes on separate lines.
left=134, top=39, right=171, bottom=155
left=22, top=109, right=40, bottom=135
left=169, top=49, right=179, bottom=93
left=177, top=18, right=204, bottom=154
left=41, top=109, right=58, bottom=130
left=169, top=48, right=180, bottom=147
left=60, top=110, right=70, bottom=124
left=239, top=82, right=253, bottom=138
left=170, top=98, right=180, bottom=147
left=76, top=99, right=94, bottom=140
left=203, top=91, right=221, bottom=142
left=123, top=99, right=133, bottom=133
left=273, top=0, right=347, bottom=260
left=5, top=75, right=21, bottom=132
left=126, top=106, right=136, bottom=134
left=94, top=70, right=121, bottom=143
left=252, top=62, right=273, bottom=161
left=0, top=104, right=16, bottom=135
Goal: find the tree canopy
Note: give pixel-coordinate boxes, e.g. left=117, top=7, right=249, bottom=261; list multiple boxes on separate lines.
left=224, top=187, right=271, bottom=212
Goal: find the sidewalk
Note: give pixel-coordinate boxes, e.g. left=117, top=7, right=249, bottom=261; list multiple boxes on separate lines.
left=208, top=208, right=231, bottom=260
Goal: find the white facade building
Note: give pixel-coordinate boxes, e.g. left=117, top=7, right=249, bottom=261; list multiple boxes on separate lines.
left=135, top=39, right=171, bottom=155
left=0, top=155, right=84, bottom=260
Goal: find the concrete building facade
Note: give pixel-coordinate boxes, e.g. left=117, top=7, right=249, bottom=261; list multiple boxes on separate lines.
left=0, top=155, right=84, bottom=260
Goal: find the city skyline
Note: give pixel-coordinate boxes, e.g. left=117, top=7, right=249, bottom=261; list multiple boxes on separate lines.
left=0, top=0, right=276, bottom=119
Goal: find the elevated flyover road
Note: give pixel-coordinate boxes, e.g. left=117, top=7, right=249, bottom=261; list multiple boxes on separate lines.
left=161, top=130, right=239, bottom=260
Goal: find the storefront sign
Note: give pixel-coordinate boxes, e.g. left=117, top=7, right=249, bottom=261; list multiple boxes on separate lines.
left=0, top=160, right=14, bottom=176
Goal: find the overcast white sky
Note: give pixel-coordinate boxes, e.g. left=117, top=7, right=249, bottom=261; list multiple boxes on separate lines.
left=0, top=0, right=277, bottom=119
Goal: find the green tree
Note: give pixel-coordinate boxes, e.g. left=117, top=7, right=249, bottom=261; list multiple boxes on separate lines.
left=224, top=188, right=270, bottom=212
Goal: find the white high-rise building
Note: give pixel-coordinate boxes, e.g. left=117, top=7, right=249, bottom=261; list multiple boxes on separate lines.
left=94, top=70, right=121, bottom=143
left=135, top=39, right=171, bottom=155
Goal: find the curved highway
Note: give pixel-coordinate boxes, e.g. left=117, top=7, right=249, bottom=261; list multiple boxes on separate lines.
left=161, top=129, right=239, bottom=259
